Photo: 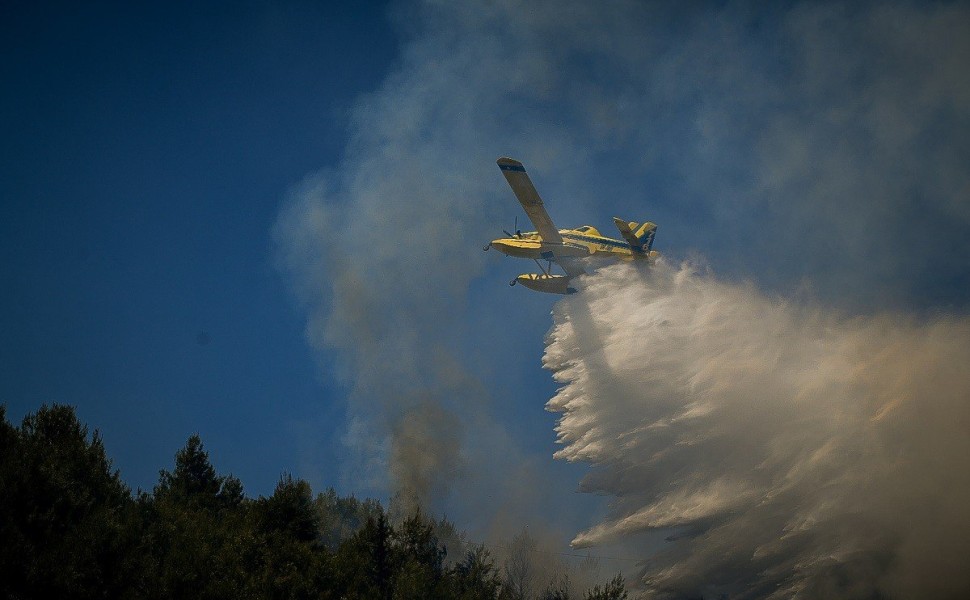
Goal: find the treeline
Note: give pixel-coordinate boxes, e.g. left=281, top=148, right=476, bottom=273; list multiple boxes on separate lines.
left=0, top=405, right=626, bottom=600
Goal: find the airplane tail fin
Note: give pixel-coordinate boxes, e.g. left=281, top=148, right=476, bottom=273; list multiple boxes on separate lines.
left=613, top=217, right=657, bottom=252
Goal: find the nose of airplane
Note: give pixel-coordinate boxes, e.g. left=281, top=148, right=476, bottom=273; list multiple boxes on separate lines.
left=489, top=239, right=512, bottom=254
left=488, top=238, right=541, bottom=258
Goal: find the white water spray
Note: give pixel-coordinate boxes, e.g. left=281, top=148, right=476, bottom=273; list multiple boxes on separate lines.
left=545, top=261, right=970, bottom=598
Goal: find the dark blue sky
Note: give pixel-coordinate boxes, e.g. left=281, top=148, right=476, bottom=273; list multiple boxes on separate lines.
left=1, top=1, right=398, bottom=495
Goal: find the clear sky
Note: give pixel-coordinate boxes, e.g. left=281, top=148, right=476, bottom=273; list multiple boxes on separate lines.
left=3, top=1, right=970, bottom=582
left=1, top=1, right=399, bottom=495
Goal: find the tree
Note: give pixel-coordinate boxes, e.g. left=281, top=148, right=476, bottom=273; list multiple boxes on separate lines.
left=583, top=574, right=627, bottom=600
left=0, top=404, right=135, bottom=599
left=136, top=435, right=251, bottom=599
left=335, top=511, right=395, bottom=600
left=393, top=510, right=448, bottom=598
left=0, top=404, right=629, bottom=600
left=503, top=530, right=539, bottom=600
left=538, top=574, right=571, bottom=600
left=251, top=474, right=334, bottom=599
left=315, top=487, right=385, bottom=548
left=258, top=474, right=318, bottom=542
left=153, top=434, right=243, bottom=509
left=448, top=545, right=503, bottom=600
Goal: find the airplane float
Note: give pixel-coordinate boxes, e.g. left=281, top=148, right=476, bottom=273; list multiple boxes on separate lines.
left=484, top=157, right=659, bottom=294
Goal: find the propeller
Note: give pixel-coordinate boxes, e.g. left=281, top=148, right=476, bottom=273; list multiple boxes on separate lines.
left=503, top=216, right=521, bottom=238
left=486, top=217, right=522, bottom=252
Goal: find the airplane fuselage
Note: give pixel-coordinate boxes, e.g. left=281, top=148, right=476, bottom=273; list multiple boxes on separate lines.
left=489, top=226, right=655, bottom=261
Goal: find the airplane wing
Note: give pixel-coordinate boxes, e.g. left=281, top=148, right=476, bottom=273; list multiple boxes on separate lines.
left=497, top=157, right=563, bottom=244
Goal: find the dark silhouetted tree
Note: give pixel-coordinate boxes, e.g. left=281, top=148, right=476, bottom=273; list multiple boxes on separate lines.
left=258, top=474, right=318, bottom=542
left=315, top=487, right=384, bottom=549
left=135, top=435, right=251, bottom=599
left=0, top=404, right=135, bottom=599
left=583, top=574, right=627, bottom=600
left=393, top=510, right=448, bottom=598
left=250, top=474, right=334, bottom=598
left=335, top=510, right=395, bottom=599
left=448, top=545, right=503, bottom=600
left=0, top=405, right=633, bottom=600
left=538, top=573, right=571, bottom=600
left=153, top=434, right=243, bottom=509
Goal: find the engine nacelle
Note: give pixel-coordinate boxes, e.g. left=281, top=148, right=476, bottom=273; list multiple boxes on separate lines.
left=514, top=274, right=577, bottom=294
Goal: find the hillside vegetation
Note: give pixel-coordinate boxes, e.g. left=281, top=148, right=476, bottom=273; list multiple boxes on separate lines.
left=0, top=404, right=626, bottom=600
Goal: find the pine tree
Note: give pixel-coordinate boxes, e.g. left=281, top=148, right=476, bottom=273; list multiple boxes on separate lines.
left=0, top=404, right=135, bottom=599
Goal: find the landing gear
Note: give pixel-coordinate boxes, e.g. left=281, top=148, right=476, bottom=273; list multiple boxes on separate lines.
left=509, top=278, right=517, bottom=286
left=483, top=242, right=491, bottom=251
left=532, top=259, right=553, bottom=277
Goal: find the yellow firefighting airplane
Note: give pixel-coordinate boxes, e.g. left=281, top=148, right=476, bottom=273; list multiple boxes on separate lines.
left=484, top=157, right=659, bottom=294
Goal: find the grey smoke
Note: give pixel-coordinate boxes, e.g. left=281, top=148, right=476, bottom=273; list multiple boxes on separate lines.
left=273, top=0, right=970, bottom=590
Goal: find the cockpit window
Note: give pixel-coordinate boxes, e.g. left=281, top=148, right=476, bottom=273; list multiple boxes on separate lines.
left=576, top=226, right=590, bottom=232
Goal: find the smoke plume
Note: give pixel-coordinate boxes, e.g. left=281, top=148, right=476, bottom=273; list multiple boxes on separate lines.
left=545, top=260, right=970, bottom=598
left=274, top=0, right=970, bottom=590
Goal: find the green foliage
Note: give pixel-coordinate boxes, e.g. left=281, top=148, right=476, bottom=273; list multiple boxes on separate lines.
left=250, top=474, right=334, bottom=599
left=394, top=511, right=448, bottom=598
left=0, top=404, right=634, bottom=600
left=259, top=474, right=319, bottom=542
left=0, top=404, right=135, bottom=599
left=154, top=434, right=243, bottom=510
left=340, top=510, right=401, bottom=599
left=448, top=545, right=503, bottom=600
left=583, top=574, right=628, bottom=600
left=134, top=435, right=253, bottom=599
left=315, top=486, right=384, bottom=548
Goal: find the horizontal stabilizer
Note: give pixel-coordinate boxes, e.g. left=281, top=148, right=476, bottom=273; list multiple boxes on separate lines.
left=613, top=217, right=657, bottom=252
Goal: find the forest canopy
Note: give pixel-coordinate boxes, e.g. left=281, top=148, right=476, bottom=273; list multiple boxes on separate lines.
left=0, top=404, right=627, bottom=600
